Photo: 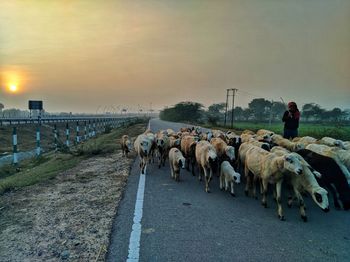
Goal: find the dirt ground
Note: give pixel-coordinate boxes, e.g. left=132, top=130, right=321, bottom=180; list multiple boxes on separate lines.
left=0, top=151, right=135, bottom=261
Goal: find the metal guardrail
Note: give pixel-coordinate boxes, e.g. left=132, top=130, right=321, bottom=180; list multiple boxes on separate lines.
left=0, top=116, right=142, bottom=166
left=0, top=115, right=140, bottom=125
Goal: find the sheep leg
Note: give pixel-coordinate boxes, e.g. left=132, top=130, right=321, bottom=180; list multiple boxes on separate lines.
left=244, top=166, right=250, bottom=197
left=191, top=158, right=196, bottom=176
left=185, top=157, right=190, bottom=171
left=252, top=175, right=258, bottom=199
left=204, top=168, right=210, bottom=193
left=276, top=180, right=285, bottom=221
left=175, top=169, right=180, bottom=182
left=225, top=179, right=229, bottom=191
left=170, top=165, right=174, bottom=179
left=261, top=179, right=268, bottom=208
left=327, top=184, right=341, bottom=210
left=219, top=173, right=224, bottom=190
left=230, top=181, right=235, bottom=197
left=294, top=188, right=307, bottom=222
left=198, top=164, right=202, bottom=181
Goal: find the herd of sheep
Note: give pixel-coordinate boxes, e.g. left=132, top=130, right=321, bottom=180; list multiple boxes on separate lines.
left=121, top=126, right=350, bottom=222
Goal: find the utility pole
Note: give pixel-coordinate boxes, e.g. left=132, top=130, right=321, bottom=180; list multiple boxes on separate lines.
left=224, top=89, right=229, bottom=126
left=224, top=88, right=238, bottom=128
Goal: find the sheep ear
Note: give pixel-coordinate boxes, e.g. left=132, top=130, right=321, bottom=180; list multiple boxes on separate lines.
left=313, top=171, right=322, bottom=178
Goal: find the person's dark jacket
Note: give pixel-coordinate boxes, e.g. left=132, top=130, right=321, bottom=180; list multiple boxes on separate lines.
left=282, top=110, right=300, bottom=130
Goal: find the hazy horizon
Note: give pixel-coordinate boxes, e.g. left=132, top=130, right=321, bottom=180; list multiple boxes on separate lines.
left=1, top=0, right=349, bottom=113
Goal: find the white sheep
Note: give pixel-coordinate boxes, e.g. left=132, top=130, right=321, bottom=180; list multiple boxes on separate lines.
left=220, top=161, right=241, bottom=197
left=245, top=146, right=303, bottom=220
left=169, top=148, right=186, bottom=182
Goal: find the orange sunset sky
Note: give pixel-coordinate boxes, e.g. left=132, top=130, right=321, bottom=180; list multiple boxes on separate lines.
left=0, top=0, right=349, bottom=113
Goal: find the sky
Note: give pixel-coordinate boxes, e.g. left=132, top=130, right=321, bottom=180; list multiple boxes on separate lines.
left=0, top=0, right=349, bottom=113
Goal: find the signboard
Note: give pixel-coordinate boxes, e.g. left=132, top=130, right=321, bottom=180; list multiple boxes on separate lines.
left=29, top=100, right=43, bottom=110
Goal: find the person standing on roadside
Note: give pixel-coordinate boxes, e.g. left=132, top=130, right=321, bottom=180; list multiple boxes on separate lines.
left=282, top=101, right=300, bottom=139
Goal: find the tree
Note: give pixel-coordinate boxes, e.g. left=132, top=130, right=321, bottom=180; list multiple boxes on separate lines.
left=242, top=108, right=253, bottom=121
left=248, top=98, right=272, bottom=121
left=160, top=101, right=204, bottom=123
left=207, top=103, right=226, bottom=125
left=302, top=103, right=324, bottom=121
left=270, top=102, right=286, bottom=121
left=329, top=108, right=342, bottom=122
left=233, top=106, right=244, bottom=121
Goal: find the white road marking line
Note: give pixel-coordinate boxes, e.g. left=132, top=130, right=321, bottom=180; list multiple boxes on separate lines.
left=127, top=121, right=151, bottom=261
left=127, top=167, right=146, bottom=261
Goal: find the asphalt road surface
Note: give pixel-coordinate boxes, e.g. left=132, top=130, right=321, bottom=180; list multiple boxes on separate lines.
left=107, top=118, right=350, bottom=262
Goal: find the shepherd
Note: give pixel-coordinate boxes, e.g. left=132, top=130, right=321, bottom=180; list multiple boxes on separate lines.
left=282, top=101, right=300, bottom=139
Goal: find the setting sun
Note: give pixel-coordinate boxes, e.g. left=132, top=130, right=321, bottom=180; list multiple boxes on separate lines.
left=9, top=84, right=18, bottom=92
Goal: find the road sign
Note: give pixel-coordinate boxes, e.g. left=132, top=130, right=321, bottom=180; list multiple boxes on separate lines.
left=29, top=100, right=43, bottom=110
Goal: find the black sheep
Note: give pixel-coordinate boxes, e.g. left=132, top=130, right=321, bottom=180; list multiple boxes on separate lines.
left=297, top=149, right=350, bottom=210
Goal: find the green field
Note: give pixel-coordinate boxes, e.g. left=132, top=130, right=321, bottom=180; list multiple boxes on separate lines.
left=204, top=121, right=350, bottom=141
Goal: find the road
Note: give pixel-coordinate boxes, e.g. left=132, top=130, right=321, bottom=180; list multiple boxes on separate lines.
left=107, top=118, right=350, bottom=262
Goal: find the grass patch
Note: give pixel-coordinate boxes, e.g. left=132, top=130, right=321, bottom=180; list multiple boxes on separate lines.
left=203, top=122, right=350, bottom=141
left=0, top=120, right=148, bottom=195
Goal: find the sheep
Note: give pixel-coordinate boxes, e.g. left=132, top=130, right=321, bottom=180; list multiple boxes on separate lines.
left=318, top=137, right=345, bottom=149
left=169, top=136, right=181, bottom=149
left=166, top=128, right=176, bottom=136
left=306, top=144, right=350, bottom=182
left=195, top=141, right=218, bottom=193
left=146, top=132, right=157, bottom=164
left=227, top=135, right=242, bottom=162
left=271, top=147, right=330, bottom=221
left=180, top=135, right=198, bottom=176
left=297, top=149, right=350, bottom=210
left=292, top=136, right=317, bottom=146
left=237, top=142, right=255, bottom=173
left=201, top=131, right=213, bottom=142
left=134, top=134, right=153, bottom=174
left=169, top=148, right=186, bottom=182
left=244, top=146, right=303, bottom=220
left=247, top=139, right=270, bottom=152
left=156, top=132, right=170, bottom=168
left=212, top=129, right=227, bottom=142
left=344, top=141, right=350, bottom=150
left=256, top=133, right=273, bottom=144
left=220, top=161, right=241, bottom=197
left=120, top=135, right=132, bottom=157
left=256, top=129, right=275, bottom=137
left=210, top=137, right=236, bottom=164
left=271, top=135, right=304, bottom=152
left=241, top=129, right=255, bottom=135
left=241, top=133, right=257, bottom=143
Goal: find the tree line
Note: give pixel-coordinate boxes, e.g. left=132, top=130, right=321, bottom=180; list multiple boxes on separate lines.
left=159, top=99, right=350, bottom=125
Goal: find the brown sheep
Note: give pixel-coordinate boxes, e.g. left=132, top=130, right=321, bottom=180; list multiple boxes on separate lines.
left=180, top=135, right=197, bottom=176
left=195, top=141, right=218, bottom=193
left=156, top=132, right=170, bottom=168
left=120, top=135, right=132, bottom=157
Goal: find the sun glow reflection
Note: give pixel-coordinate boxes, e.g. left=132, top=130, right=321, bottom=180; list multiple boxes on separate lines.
left=1, top=70, right=27, bottom=94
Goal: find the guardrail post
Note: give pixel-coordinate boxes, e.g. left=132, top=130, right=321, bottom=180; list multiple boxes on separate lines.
left=36, top=126, right=41, bottom=156
left=84, top=121, right=87, bottom=140
left=54, top=124, right=58, bottom=151
left=76, top=122, right=80, bottom=144
left=13, top=127, right=18, bottom=166
left=93, top=120, right=96, bottom=136
left=66, top=123, right=70, bottom=147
